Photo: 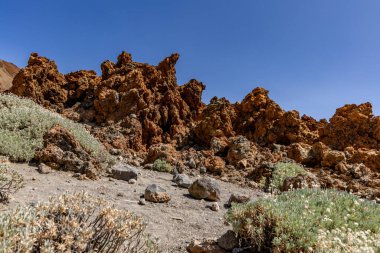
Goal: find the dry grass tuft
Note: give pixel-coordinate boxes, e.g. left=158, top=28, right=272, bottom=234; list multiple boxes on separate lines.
left=0, top=162, right=23, bottom=203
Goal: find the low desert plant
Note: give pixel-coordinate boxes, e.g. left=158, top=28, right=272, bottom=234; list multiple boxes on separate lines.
left=0, top=94, right=113, bottom=167
left=226, top=189, right=380, bottom=252
left=261, top=162, right=307, bottom=193
left=0, top=192, right=160, bottom=252
left=152, top=159, right=173, bottom=173
left=0, top=163, right=23, bottom=203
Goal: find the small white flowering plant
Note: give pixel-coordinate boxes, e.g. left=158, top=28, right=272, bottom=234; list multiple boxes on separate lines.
left=225, top=189, right=380, bottom=252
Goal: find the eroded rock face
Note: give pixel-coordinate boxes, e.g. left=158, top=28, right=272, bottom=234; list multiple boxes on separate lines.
left=11, top=52, right=206, bottom=151
left=10, top=51, right=380, bottom=200
left=34, top=125, right=101, bottom=179
left=11, top=53, right=67, bottom=110
left=235, top=88, right=320, bottom=146
left=320, top=103, right=380, bottom=150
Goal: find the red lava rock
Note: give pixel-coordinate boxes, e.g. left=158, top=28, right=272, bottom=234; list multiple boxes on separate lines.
left=9, top=51, right=380, bottom=200
left=320, top=103, right=380, bottom=150
left=34, top=125, right=101, bottom=179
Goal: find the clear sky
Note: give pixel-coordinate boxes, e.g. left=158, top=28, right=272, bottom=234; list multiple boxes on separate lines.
left=1, top=0, right=379, bottom=120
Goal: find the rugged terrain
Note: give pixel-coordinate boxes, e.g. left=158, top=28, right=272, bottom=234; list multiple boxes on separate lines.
left=3, top=162, right=263, bottom=252
left=0, top=59, right=19, bottom=91
left=0, top=52, right=379, bottom=252
left=7, top=52, right=380, bottom=201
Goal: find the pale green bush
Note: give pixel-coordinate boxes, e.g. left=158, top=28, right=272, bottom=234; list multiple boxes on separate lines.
left=0, top=94, right=113, bottom=166
left=260, top=162, right=307, bottom=193
left=0, top=192, right=160, bottom=252
left=226, top=189, right=380, bottom=252
left=152, top=159, right=173, bottom=173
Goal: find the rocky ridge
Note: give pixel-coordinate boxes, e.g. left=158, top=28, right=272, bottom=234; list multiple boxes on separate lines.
left=7, top=52, right=380, bottom=200
left=0, top=59, right=19, bottom=91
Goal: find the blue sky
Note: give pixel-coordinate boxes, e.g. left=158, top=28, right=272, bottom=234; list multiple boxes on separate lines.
left=1, top=0, right=379, bottom=119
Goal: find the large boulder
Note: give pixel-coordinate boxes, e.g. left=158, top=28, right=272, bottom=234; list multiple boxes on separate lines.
left=144, top=184, right=171, bottom=203
left=188, top=178, right=221, bottom=201
left=172, top=174, right=192, bottom=188
left=34, top=125, right=100, bottom=179
left=111, top=164, right=138, bottom=181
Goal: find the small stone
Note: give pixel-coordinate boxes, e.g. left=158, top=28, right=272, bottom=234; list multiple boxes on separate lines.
left=138, top=198, right=146, bottom=205
left=37, top=163, right=51, bottom=174
left=227, top=194, right=250, bottom=207
left=173, top=174, right=192, bottom=188
left=187, top=239, right=226, bottom=253
left=217, top=230, right=239, bottom=250
left=117, top=156, right=123, bottom=161
left=110, top=148, right=122, bottom=156
left=128, top=179, right=137, bottom=184
left=200, top=166, right=207, bottom=174
left=111, top=164, right=138, bottom=181
left=72, top=173, right=80, bottom=177
left=210, top=202, right=220, bottom=212
left=188, top=158, right=197, bottom=169
left=143, top=163, right=154, bottom=170
left=129, top=160, right=140, bottom=167
left=144, top=184, right=171, bottom=203
left=189, top=178, right=221, bottom=201
left=116, top=192, right=125, bottom=197
left=232, top=248, right=244, bottom=253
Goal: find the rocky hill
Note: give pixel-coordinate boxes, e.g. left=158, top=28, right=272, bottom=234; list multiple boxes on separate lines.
left=0, top=60, right=19, bottom=91
left=8, top=52, right=380, bottom=200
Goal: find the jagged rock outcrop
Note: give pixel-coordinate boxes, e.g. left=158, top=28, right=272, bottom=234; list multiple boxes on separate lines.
left=194, top=97, right=237, bottom=146
left=0, top=60, right=19, bottom=91
left=9, top=51, right=380, bottom=200
left=320, top=103, right=380, bottom=150
left=11, top=52, right=206, bottom=151
left=235, top=88, right=321, bottom=145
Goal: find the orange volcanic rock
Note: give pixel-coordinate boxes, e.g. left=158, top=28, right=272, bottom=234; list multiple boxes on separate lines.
left=9, top=51, right=380, bottom=199
left=91, top=52, right=205, bottom=148
left=194, top=97, right=237, bottom=146
left=235, top=88, right=320, bottom=145
left=11, top=53, right=67, bottom=110
left=0, top=59, right=19, bottom=91
left=320, top=103, right=380, bottom=150
left=34, top=125, right=101, bottom=179
left=11, top=52, right=206, bottom=150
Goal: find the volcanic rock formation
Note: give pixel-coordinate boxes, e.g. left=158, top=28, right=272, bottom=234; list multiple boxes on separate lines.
left=9, top=51, right=380, bottom=199
left=0, top=59, right=19, bottom=91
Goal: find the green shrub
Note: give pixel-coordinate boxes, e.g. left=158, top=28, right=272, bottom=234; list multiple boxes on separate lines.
left=0, top=162, right=23, bottom=203
left=262, top=162, right=306, bottom=193
left=152, top=159, right=173, bottom=173
left=0, top=192, right=160, bottom=252
left=0, top=94, right=113, bottom=167
left=226, top=189, right=380, bottom=252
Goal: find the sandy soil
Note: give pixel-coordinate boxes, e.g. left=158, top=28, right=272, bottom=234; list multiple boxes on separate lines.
left=1, top=162, right=264, bottom=252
